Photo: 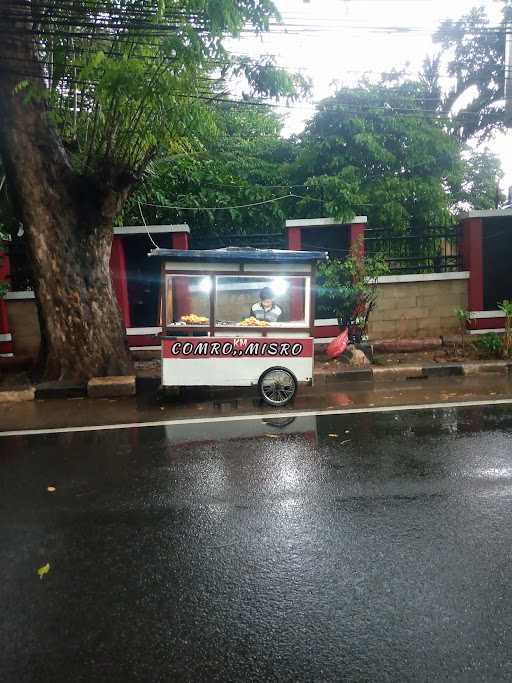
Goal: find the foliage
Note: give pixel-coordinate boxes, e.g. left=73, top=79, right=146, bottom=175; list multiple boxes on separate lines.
left=432, top=5, right=508, bottom=141
left=450, top=148, right=505, bottom=211
left=290, top=80, right=462, bottom=228
left=474, top=333, right=503, bottom=359
left=454, top=308, right=470, bottom=351
left=2, top=1, right=307, bottom=210
left=0, top=217, right=7, bottom=298
left=118, top=71, right=507, bottom=241
left=122, top=104, right=296, bottom=237
left=317, top=248, right=389, bottom=341
left=498, top=299, right=512, bottom=357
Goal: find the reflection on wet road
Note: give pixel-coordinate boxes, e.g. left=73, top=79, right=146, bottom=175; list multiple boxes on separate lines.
left=2, top=405, right=512, bottom=681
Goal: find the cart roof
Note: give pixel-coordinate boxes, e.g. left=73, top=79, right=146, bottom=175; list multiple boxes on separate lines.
left=148, top=247, right=328, bottom=263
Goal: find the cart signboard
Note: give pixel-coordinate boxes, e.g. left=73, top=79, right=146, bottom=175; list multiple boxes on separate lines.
left=162, top=338, right=313, bottom=358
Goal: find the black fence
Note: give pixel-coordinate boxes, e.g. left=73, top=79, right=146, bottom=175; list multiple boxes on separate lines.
left=7, top=234, right=33, bottom=291
left=365, top=225, right=462, bottom=274
left=189, top=232, right=286, bottom=251
left=4, top=226, right=462, bottom=296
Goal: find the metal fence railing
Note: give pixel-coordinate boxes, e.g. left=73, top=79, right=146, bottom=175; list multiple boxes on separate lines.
left=364, top=225, right=462, bottom=274
left=189, top=232, right=286, bottom=251
left=7, top=235, right=33, bottom=291
left=4, top=227, right=463, bottom=296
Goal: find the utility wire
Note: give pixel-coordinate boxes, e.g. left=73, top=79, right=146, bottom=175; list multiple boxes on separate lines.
left=140, top=193, right=309, bottom=211
left=137, top=201, right=159, bottom=249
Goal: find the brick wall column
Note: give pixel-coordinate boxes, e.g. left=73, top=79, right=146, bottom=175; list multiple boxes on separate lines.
left=171, top=231, right=189, bottom=251
left=109, top=236, right=131, bottom=328
left=349, top=222, right=365, bottom=258
left=287, top=225, right=302, bottom=251
left=460, top=217, right=483, bottom=312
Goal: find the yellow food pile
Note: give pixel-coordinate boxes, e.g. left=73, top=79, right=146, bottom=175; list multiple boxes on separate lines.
left=181, top=314, right=209, bottom=325
left=239, top=317, right=270, bottom=327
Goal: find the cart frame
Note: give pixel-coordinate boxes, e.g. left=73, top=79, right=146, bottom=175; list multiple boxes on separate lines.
left=150, top=247, right=328, bottom=405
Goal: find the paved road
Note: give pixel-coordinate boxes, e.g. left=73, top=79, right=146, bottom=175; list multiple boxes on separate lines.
left=2, top=404, right=512, bottom=681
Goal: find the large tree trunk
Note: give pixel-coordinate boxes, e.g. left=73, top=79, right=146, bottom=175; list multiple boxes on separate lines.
left=27, top=218, right=134, bottom=382
left=0, top=1, right=133, bottom=381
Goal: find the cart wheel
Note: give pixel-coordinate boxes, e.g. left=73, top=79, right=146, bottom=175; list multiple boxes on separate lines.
left=259, top=368, right=297, bottom=407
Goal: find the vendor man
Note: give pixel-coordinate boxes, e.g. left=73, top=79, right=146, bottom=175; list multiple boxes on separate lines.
left=250, top=287, right=282, bottom=323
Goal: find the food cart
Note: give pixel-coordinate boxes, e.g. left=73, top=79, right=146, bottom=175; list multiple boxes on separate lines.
left=150, top=247, right=328, bottom=406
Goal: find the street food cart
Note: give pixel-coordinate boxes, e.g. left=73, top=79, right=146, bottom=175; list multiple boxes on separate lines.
left=150, top=247, right=328, bottom=406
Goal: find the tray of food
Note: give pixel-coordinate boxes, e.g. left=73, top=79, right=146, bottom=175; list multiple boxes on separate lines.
left=239, top=317, right=270, bottom=327
left=180, top=314, right=209, bottom=325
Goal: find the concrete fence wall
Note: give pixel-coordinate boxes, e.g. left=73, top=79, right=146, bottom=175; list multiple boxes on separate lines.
left=5, top=296, right=40, bottom=358
left=3, top=272, right=470, bottom=358
left=368, top=272, right=469, bottom=339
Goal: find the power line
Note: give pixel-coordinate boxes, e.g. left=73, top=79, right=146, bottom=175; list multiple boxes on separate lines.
left=139, top=193, right=319, bottom=212
left=3, top=63, right=504, bottom=121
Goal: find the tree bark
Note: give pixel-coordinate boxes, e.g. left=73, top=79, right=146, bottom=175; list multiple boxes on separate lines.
left=0, top=0, right=133, bottom=381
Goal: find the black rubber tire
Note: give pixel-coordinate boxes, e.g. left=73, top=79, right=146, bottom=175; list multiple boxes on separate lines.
left=258, top=367, right=297, bottom=407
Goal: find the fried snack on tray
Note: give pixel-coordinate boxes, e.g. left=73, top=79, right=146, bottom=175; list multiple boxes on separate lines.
left=239, top=316, right=270, bottom=327
left=180, top=314, right=209, bottom=325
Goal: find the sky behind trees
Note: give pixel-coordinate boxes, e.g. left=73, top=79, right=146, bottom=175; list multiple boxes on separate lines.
left=227, top=0, right=512, bottom=194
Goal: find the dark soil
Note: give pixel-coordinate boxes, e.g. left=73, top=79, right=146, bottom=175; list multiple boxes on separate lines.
left=0, top=371, right=31, bottom=389
left=316, top=341, right=503, bottom=373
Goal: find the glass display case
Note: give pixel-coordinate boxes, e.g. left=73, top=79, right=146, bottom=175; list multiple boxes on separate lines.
left=163, top=272, right=310, bottom=335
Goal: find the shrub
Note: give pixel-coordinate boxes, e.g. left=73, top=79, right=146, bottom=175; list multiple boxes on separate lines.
left=498, top=300, right=512, bottom=358
left=454, top=308, right=470, bottom=351
left=317, top=245, right=388, bottom=342
left=0, top=226, right=8, bottom=299
left=474, top=333, right=503, bottom=358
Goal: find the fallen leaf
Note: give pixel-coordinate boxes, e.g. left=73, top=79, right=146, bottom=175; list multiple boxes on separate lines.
left=37, top=563, right=50, bottom=580
left=264, top=433, right=280, bottom=438
left=47, top=486, right=56, bottom=493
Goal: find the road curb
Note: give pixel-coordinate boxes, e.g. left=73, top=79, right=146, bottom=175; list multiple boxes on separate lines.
left=0, top=386, right=35, bottom=402
left=35, top=381, right=87, bottom=400
left=315, top=368, right=373, bottom=384
left=87, top=375, right=136, bottom=399
left=3, top=360, right=511, bottom=404
left=463, top=361, right=512, bottom=375
left=372, top=366, right=424, bottom=381
left=319, top=360, right=512, bottom=384
left=422, top=364, right=465, bottom=378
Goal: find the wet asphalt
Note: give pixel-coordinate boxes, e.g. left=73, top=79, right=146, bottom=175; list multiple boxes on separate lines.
left=2, top=404, right=512, bottom=681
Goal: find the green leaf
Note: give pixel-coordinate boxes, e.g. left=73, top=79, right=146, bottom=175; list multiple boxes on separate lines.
left=37, top=563, right=50, bottom=579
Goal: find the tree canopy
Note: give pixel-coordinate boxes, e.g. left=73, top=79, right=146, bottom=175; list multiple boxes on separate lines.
left=431, top=4, right=509, bottom=141
left=123, top=103, right=297, bottom=238
left=121, top=77, right=506, bottom=238
left=451, top=148, right=504, bottom=211
left=289, top=81, right=463, bottom=228
left=3, top=0, right=306, bottom=185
